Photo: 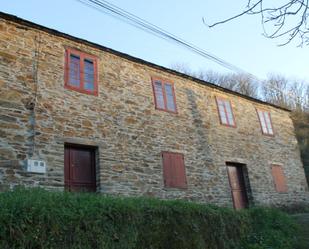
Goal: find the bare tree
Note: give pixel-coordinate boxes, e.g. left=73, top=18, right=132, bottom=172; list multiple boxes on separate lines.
left=262, top=74, right=309, bottom=111
left=289, top=80, right=308, bottom=110
left=194, top=70, right=230, bottom=85
left=206, top=1, right=309, bottom=46
left=171, top=63, right=259, bottom=98
left=262, top=74, right=289, bottom=108
left=171, top=63, right=309, bottom=110
left=224, top=73, right=259, bottom=98
left=170, top=62, right=195, bottom=76
left=306, top=84, right=309, bottom=111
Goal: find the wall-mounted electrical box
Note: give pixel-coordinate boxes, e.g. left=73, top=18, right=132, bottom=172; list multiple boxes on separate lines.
left=25, top=159, right=46, bottom=174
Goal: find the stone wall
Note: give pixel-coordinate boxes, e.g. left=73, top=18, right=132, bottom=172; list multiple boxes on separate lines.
left=0, top=14, right=308, bottom=207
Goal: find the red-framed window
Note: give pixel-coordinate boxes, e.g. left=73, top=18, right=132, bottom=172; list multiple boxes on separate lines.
left=151, top=77, right=177, bottom=113
left=65, top=48, right=98, bottom=96
left=256, top=109, right=274, bottom=135
left=271, top=165, right=288, bottom=193
left=215, top=97, right=236, bottom=127
left=162, top=151, right=187, bottom=188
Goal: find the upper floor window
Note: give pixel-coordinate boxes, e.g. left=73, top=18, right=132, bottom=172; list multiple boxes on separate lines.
left=215, top=97, right=236, bottom=127
left=151, top=77, right=177, bottom=113
left=256, top=109, right=274, bottom=135
left=162, top=151, right=187, bottom=189
left=65, top=48, right=98, bottom=96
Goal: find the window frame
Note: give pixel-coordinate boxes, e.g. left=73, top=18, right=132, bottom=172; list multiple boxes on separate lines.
left=151, top=77, right=178, bottom=114
left=256, top=108, right=274, bottom=136
left=64, top=48, right=98, bottom=96
left=215, top=96, right=237, bottom=128
left=271, top=164, right=288, bottom=193
left=161, top=151, right=187, bottom=189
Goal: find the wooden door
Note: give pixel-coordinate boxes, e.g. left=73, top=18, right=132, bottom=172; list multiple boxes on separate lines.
left=64, top=145, right=96, bottom=192
left=226, top=164, right=248, bottom=209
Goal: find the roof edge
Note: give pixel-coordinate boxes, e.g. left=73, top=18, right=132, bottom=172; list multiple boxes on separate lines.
left=0, top=11, right=291, bottom=112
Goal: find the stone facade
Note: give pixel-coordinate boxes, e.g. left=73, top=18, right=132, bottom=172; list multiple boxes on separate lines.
left=0, top=12, right=308, bottom=207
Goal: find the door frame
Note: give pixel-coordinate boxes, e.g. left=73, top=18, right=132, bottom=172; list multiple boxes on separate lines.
left=64, top=143, right=97, bottom=192
left=226, top=162, right=249, bottom=209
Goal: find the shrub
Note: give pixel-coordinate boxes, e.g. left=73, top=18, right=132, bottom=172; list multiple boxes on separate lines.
left=0, top=188, right=300, bottom=249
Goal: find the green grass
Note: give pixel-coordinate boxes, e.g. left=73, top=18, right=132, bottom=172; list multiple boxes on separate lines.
left=0, top=188, right=301, bottom=249
left=292, top=213, right=309, bottom=249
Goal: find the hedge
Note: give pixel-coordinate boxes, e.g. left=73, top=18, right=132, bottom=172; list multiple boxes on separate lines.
left=0, top=188, right=300, bottom=249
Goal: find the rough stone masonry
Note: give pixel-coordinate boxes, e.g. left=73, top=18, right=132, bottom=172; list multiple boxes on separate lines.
left=0, top=12, right=308, bottom=207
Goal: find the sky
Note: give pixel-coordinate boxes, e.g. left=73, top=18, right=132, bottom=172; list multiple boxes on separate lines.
left=1, top=0, right=308, bottom=82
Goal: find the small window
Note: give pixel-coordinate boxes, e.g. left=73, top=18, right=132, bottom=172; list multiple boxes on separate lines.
left=162, top=152, right=187, bottom=188
left=215, top=97, right=236, bottom=127
left=65, top=48, right=98, bottom=95
left=152, top=78, right=177, bottom=113
left=271, top=165, right=288, bottom=193
left=256, top=109, right=274, bottom=135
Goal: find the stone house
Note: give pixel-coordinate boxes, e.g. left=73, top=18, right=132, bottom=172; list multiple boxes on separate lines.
left=0, top=12, right=308, bottom=208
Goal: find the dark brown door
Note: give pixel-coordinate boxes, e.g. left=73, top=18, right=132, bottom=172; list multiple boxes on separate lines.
left=64, top=145, right=96, bottom=192
left=226, top=164, right=248, bottom=209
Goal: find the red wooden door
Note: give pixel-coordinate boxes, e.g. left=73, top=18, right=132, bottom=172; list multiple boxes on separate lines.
left=64, top=145, right=96, bottom=192
left=226, top=164, right=248, bottom=209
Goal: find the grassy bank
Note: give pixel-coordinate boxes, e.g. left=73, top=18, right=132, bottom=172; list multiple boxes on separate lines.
left=0, top=188, right=301, bottom=249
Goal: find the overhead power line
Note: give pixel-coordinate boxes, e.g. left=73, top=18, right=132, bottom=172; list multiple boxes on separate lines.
left=75, top=0, right=306, bottom=106
left=76, top=0, right=252, bottom=75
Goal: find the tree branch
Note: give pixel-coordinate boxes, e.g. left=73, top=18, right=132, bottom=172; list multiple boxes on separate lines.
left=206, top=0, right=309, bottom=46
left=204, top=0, right=262, bottom=28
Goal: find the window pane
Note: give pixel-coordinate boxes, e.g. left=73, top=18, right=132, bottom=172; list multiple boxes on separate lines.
left=264, top=112, right=273, bottom=134
left=265, top=117, right=272, bottom=127
left=218, top=101, right=227, bottom=124
left=69, top=54, right=80, bottom=87
left=154, top=81, right=164, bottom=109
left=165, top=83, right=176, bottom=111
left=218, top=100, right=224, bottom=108
left=262, top=124, right=268, bottom=134
left=84, top=59, right=94, bottom=91
left=220, top=113, right=228, bottom=124
left=227, top=112, right=234, bottom=125
left=258, top=111, right=265, bottom=124
left=264, top=113, right=271, bottom=126
left=225, top=102, right=235, bottom=125
left=258, top=111, right=268, bottom=133
left=261, top=121, right=268, bottom=133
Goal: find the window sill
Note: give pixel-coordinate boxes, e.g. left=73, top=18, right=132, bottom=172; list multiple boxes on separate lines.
left=65, top=85, right=98, bottom=96
left=155, top=107, right=178, bottom=114
left=163, top=186, right=188, bottom=191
